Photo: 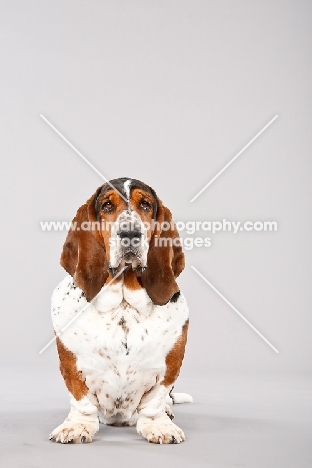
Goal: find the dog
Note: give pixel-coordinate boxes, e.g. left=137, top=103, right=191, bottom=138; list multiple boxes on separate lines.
left=49, top=177, right=191, bottom=444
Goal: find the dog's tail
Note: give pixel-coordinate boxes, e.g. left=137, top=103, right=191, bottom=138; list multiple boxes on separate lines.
left=171, top=392, right=193, bottom=404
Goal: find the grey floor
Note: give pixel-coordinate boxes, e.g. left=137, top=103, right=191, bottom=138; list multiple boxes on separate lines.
left=0, top=366, right=311, bottom=468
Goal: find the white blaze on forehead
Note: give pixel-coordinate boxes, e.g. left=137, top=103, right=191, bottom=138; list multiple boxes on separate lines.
left=123, top=179, right=132, bottom=200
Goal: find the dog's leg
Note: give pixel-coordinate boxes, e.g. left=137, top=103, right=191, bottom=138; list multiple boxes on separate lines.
left=50, top=338, right=99, bottom=443
left=136, top=384, right=185, bottom=444
left=136, top=319, right=189, bottom=444
left=49, top=394, right=99, bottom=444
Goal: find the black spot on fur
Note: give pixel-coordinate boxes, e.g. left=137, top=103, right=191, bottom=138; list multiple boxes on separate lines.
left=166, top=411, right=174, bottom=420
left=170, top=291, right=180, bottom=303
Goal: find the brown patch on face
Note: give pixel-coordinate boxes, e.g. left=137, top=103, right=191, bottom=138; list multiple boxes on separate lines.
left=161, top=320, right=189, bottom=387
left=60, top=184, right=132, bottom=301
left=130, top=188, right=156, bottom=241
left=123, top=268, right=144, bottom=290
left=95, top=190, right=128, bottom=262
left=56, top=337, right=88, bottom=400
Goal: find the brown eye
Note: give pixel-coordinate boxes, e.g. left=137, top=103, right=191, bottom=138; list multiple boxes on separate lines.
left=140, top=200, right=151, bottom=212
left=102, top=201, right=114, bottom=213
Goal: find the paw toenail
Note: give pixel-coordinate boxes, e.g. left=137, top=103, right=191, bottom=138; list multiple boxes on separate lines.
left=81, top=436, right=86, bottom=443
left=170, top=436, right=177, bottom=444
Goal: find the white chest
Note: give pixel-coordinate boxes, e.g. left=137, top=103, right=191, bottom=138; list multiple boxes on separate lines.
left=51, top=275, right=189, bottom=419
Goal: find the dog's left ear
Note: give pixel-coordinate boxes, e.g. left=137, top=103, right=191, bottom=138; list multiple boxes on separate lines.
left=141, top=199, right=185, bottom=306
left=60, top=187, right=109, bottom=301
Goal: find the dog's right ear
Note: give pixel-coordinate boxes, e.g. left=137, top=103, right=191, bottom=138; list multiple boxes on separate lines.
left=141, top=199, right=185, bottom=306
left=60, top=189, right=109, bottom=302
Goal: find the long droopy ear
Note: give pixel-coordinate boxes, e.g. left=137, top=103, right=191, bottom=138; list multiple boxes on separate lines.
left=141, top=199, right=185, bottom=306
left=60, top=189, right=109, bottom=302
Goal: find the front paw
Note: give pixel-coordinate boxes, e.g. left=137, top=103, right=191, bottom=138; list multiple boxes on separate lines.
left=137, top=415, right=185, bottom=444
left=49, top=421, right=98, bottom=444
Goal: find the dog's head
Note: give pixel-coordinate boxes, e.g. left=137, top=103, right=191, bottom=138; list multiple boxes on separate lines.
left=60, top=178, right=185, bottom=305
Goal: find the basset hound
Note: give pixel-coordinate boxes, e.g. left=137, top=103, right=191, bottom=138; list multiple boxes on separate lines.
left=50, top=178, right=192, bottom=444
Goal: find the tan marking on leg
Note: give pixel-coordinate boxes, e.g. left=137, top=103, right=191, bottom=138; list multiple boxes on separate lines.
left=161, top=320, right=189, bottom=387
left=56, top=337, right=88, bottom=401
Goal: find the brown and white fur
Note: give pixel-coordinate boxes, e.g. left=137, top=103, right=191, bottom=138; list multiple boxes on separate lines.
left=50, top=178, right=192, bottom=444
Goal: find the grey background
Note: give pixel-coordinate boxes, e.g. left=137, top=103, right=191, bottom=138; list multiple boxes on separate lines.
left=0, top=1, right=311, bottom=467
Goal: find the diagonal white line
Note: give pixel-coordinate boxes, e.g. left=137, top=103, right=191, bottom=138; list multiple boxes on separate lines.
left=39, top=267, right=127, bottom=354
left=191, top=266, right=279, bottom=353
left=40, top=114, right=127, bottom=202
left=190, top=115, right=278, bottom=202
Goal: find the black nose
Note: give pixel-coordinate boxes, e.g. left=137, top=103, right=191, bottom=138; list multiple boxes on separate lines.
left=117, top=229, right=142, bottom=240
